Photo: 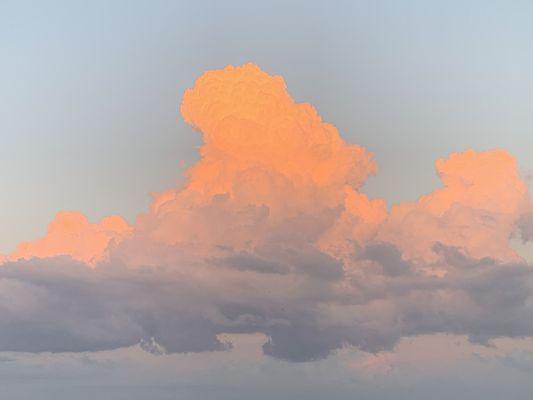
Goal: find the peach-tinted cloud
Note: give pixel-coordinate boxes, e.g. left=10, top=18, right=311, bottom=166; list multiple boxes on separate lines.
left=377, top=149, right=530, bottom=265
left=180, top=63, right=376, bottom=197
left=5, top=211, right=131, bottom=265
left=1, top=63, right=533, bottom=362
left=111, top=63, right=383, bottom=266
left=10, top=64, right=528, bottom=271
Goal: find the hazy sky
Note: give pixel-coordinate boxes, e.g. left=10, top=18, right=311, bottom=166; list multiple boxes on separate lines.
left=1, top=0, right=532, bottom=252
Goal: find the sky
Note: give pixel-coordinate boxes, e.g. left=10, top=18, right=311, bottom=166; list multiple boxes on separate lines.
left=1, top=1, right=533, bottom=399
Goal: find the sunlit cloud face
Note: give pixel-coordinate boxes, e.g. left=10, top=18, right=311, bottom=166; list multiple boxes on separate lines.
left=5, top=211, right=131, bottom=265
left=1, top=63, right=533, bottom=363
left=132, top=64, right=383, bottom=258
left=378, top=149, right=530, bottom=265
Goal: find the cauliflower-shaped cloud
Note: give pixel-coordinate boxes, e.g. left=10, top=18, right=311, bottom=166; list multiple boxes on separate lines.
left=1, top=63, right=532, bottom=362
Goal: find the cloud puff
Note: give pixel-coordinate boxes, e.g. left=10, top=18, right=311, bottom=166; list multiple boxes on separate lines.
left=0, top=63, right=532, bottom=362
left=4, top=211, right=131, bottom=265
left=377, top=149, right=530, bottom=265
left=1, top=243, right=533, bottom=362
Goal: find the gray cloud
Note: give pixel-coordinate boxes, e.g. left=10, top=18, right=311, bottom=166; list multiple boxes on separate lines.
left=214, top=251, right=289, bottom=275
left=517, top=212, right=533, bottom=243
left=1, top=240, right=533, bottom=363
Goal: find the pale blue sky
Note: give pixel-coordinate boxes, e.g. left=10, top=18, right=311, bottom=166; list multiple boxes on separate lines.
left=1, top=0, right=532, bottom=252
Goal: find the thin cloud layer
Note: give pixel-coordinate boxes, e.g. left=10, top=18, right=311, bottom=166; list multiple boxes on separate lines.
left=0, top=63, right=532, bottom=362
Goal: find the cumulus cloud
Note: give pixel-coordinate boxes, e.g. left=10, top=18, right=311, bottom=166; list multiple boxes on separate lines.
left=517, top=212, right=533, bottom=243
left=0, top=258, right=228, bottom=353
left=0, top=63, right=532, bottom=362
left=377, top=149, right=530, bottom=265
left=4, top=211, right=131, bottom=265
left=1, top=244, right=533, bottom=361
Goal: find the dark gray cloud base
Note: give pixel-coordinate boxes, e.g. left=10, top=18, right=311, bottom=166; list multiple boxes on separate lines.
left=1, top=242, right=533, bottom=362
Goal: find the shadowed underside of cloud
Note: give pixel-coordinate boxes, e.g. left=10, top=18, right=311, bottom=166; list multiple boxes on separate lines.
left=1, top=63, right=532, bottom=362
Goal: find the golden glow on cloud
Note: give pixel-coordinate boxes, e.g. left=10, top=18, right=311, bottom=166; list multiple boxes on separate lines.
left=7, top=211, right=131, bottom=265
left=3, top=63, right=530, bottom=269
left=378, top=149, right=529, bottom=264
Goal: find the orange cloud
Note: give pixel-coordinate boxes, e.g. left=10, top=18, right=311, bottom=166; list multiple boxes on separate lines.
left=113, top=63, right=382, bottom=265
left=6, top=211, right=131, bottom=265
left=4, top=64, right=530, bottom=273
left=1, top=63, right=533, bottom=361
left=377, top=149, right=529, bottom=264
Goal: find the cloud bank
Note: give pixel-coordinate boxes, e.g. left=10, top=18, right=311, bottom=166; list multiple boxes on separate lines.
left=1, top=63, right=532, bottom=361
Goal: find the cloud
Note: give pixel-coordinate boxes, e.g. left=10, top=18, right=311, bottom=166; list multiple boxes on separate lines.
left=377, top=149, right=530, bottom=265
left=517, top=212, right=533, bottom=243
left=214, top=251, right=290, bottom=275
left=112, top=63, right=382, bottom=267
left=1, top=242, right=533, bottom=361
left=358, top=242, right=413, bottom=277
left=6, top=333, right=533, bottom=400
left=0, top=63, right=532, bottom=362
left=0, top=258, right=227, bottom=353
left=4, top=211, right=131, bottom=265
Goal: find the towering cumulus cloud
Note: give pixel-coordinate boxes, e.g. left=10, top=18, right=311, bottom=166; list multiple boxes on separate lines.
left=112, top=64, right=385, bottom=266
left=0, top=63, right=532, bottom=361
